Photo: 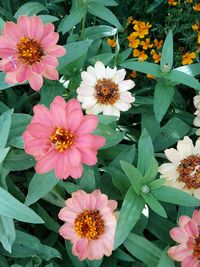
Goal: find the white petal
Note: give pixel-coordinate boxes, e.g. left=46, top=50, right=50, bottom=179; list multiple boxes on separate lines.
left=165, top=148, right=183, bottom=163
left=113, top=69, right=126, bottom=83
left=194, top=138, right=200, bottom=154
left=177, top=136, right=194, bottom=158
left=86, top=103, right=103, bottom=115
left=114, top=100, right=131, bottom=111
left=120, top=91, right=135, bottom=103
left=194, top=188, right=200, bottom=199
left=87, top=66, right=98, bottom=79
left=196, top=129, right=200, bottom=136
left=77, top=85, right=95, bottom=96
left=193, top=116, right=200, bottom=127
left=94, top=61, right=106, bottom=79
left=158, top=162, right=178, bottom=180
left=102, top=105, right=120, bottom=117
left=118, top=80, right=135, bottom=92
left=80, top=96, right=97, bottom=109
left=81, top=71, right=96, bottom=86
left=105, top=66, right=117, bottom=79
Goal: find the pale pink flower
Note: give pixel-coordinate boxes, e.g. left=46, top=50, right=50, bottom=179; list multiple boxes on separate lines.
left=58, top=189, right=118, bottom=261
left=0, top=16, right=66, bottom=91
left=158, top=136, right=200, bottom=199
left=168, top=209, right=200, bottom=267
left=22, top=96, right=105, bottom=179
left=77, top=61, right=135, bottom=117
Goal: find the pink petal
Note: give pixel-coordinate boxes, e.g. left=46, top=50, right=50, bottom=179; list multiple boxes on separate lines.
left=28, top=16, right=44, bottom=40
left=41, top=23, right=55, bottom=40
left=76, top=134, right=95, bottom=149
left=76, top=115, right=98, bottom=135
left=192, top=210, right=200, bottom=225
left=174, top=244, right=193, bottom=261
left=50, top=102, right=67, bottom=128
left=52, top=96, right=66, bottom=108
left=78, top=148, right=97, bottom=166
left=58, top=207, right=76, bottom=223
left=65, top=147, right=81, bottom=167
left=0, top=36, right=15, bottom=48
left=182, top=256, right=199, bottom=267
left=32, top=104, right=53, bottom=127
left=74, top=238, right=89, bottom=260
left=41, top=55, right=58, bottom=68
left=59, top=224, right=76, bottom=240
left=17, top=16, right=31, bottom=36
left=66, top=98, right=82, bottom=113
left=170, top=227, right=189, bottom=243
left=107, top=200, right=118, bottom=212
left=46, top=45, right=66, bottom=57
left=5, top=72, right=17, bottom=84
left=28, top=72, right=43, bottom=91
left=24, top=138, right=50, bottom=156
left=66, top=109, right=83, bottom=132
left=27, top=123, right=51, bottom=138
left=0, top=48, right=15, bottom=57
left=43, top=68, right=59, bottom=80
left=4, top=21, right=22, bottom=42
left=184, top=220, right=199, bottom=238
left=168, top=246, right=180, bottom=261
left=16, top=65, right=31, bottom=83
left=36, top=149, right=57, bottom=174
left=69, top=164, right=83, bottom=179
left=32, top=63, right=44, bottom=74
left=4, top=60, right=17, bottom=72
left=41, top=32, right=59, bottom=48
left=91, top=135, right=106, bottom=149
left=179, top=216, right=191, bottom=228
left=54, top=153, right=69, bottom=180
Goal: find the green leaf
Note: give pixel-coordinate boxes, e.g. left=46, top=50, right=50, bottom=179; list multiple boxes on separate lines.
left=8, top=113, right=31, bottom=140
left=40, top=81, right=65, bottom=108
left=175, top=63, right=200, bottom=77
left=92, top=0, right=118, bottom=6
left=167, top=69, right=200, bottom=90
left=84, top=25, right=117, bottom=40
left=58, top=40, right=93, bottom=73
left=0, top=186, right=44, bottom=224
left=93, top=123, right=124, bottom=149
left=114, top=187, right=145, bottom=249
left=39, top=15, right=59, bottom=23
left=113, top=248, right=134, bottom=262
left=157, top=248, right=175, bottom=267
left=152, top=186, right=200, bottom=206
left=124, top=233, right=162, bottom=267
left=149, top=178, right=166, bottom=190
left=58, top=5, right=87, bottom=34
left=121, top=161, right=143, bottom=194
left=79, top=166, right=96, bottom=192
left=137, top=129, right=154, bottom=175
left=160, top=31, right=173, bottom=71
left=6, top=230, right=61, bottom=260
left=0, top=17, right=4, bottom=33
left=0, top=73, right=18, bottom=90
left=25, top=171, right=58, bottom=206
left=0, top=148, right=10, bottom=164
left=143, top=157, right=158, bottom=184
left=154, top=117, right=191, bottom=152
left=0, top=109, right=13, bottom=148
left=120, top=60, right=162, bottom=77
left=88, top=1, right=122, bottom=30
left=142, top=193, right=167, bottom=218
left=0, top=215, right=15, bottom=253
left=153, top=83, right=174, bottom=123
left=110, top=144, right=135, bottom=169
left=8, top=136, right=24, bottom=149
left=88, top=53, right=115, bottom=65
left=14, top=2, right=48, bottom=18
left=3, top=149, right=35, bottom=171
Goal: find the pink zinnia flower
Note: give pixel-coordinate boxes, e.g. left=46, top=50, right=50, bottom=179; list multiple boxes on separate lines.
left=22, top=96, right=105, bottom=179
left=168, top=209, right=200, bottom=267
left=58, top=190, right=118, bottom=261
left=0, top=16, right=66, bottom=91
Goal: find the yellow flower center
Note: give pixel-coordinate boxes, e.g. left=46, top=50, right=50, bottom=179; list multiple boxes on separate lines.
left=50, top=127, right=76, bottom=152
left=95, top=78, right=120, bottom=105
left=74, top=209, right=105, bottom=240
left=193, top=235, right=200, bottom=260
left=17, top=37, right=44, bottom=65
left=177, top=155, right=200, bottom=189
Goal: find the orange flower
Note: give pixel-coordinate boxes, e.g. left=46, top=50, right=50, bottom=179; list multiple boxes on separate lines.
left=198, top=34, right=200, bottom=44
left=107, top=38, right=117, bottom=48
left=168, top=0, right=178, bottom=5
left=132, top=24, right=149, bottom=39
left=127, top=16, right=133, bottom=24
left=141, top=38, right=153, bottom=50
left=127, top=33, right=140, bottom=48
left=182, top=52, right=196, bottom=65
left=147, top=74, right=156, bottom=79
left=153, top=39, right=163, bottom=49
left=193, top=4, right=200, bottom=11
left=133, top=49, right=148, bottom=61
left=151, top=49, right=161, bottom=63
left=192, top=24, right=199, bottom=31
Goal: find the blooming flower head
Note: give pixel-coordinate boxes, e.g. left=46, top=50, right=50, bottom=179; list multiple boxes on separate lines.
left=182, top=52, right=196, bottom=65
left=168, top=0, right=178, bottom=6
left=159, top=136, right=200, bottom=199
left=193, top=4, right=200, bottom=11
left=127, top=16, right=133, bottom=24
left=192, top=24, right=200, bottom=32
left=147, top=73, right=156, bottom=79
left=23, top=96, right=105, bottom=179
left=150, top=49, right=161, bottom=63
left=127, top=34, right=140, bottom=48
left=153, top=39, right=163, bottom=49
left=0, top=16, right=66, bottom=91
left=141, top=38, right=153, bottom=50
left=168, top=209, right=200, bottom=266
left=107, top=38, right=117, bottom=48
left=132, top=24, right=149, bottom=39
left=58, top=189, right=118, bottom=261
left=76, top=61, right=135, bottom=117
left=133, top=49, right=148, bottom=61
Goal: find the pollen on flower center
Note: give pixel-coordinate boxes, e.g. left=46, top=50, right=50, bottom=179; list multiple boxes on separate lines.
left=50, top=127, right=76, bottom=152
left=95, top=78, right=120, bottom=105
left=193, top=235, right=200, bottom=260
left=17, top=37, right=44, bottom=65
left=177, top=155, right=200, bottom=189
left=74, top=209, right=105, bottom=240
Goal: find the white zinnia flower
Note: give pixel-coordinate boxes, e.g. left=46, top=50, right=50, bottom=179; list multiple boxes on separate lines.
left=193, top=94, right=200, bottom=136
left=158, top=136, right=200, bottom=199
left=77, top=61, right=135, bottom=117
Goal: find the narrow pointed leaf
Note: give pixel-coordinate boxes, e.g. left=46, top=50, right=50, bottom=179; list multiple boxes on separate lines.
left=160, top=30, right=173, bottom=70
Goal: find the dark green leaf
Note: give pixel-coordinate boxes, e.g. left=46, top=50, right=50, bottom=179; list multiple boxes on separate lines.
left=14, top=2, right=48, bottom=18
left=142, top=193, right=167, bottom=218
left=157, top=248, right=175, bottom=267
left=160, top=31, right=173, bottom=71
left=0, top=215, right=15, bottom=253
left=143, top=157, right=158, bottom=184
